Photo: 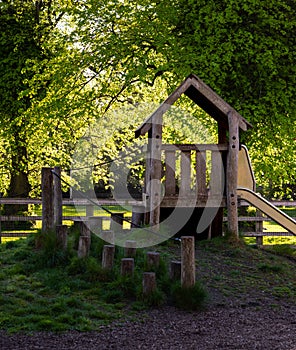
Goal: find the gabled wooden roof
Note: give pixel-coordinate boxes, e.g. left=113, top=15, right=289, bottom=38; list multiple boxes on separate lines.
left=135, top=73, right=252, bottom=138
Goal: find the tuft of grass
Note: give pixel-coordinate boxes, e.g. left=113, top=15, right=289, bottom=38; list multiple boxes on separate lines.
left=171, top=281, right=208, bottom=311
left=257, top=263, right=283, bottom=273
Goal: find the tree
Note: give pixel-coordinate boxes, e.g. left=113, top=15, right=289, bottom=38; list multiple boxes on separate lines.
left=67, top=0, right=295, bottom=198
left=0, top=1, right=93, bottom=213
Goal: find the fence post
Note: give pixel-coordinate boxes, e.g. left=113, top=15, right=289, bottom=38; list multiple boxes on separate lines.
left=53, top=166, right=63, bottom=227
left=42, top=167, right=54, bottom=232
left=181, top=236, right=196, bottom=288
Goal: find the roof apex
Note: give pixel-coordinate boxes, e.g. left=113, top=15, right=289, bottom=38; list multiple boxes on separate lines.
left=135, top=74, right=252, bottom=138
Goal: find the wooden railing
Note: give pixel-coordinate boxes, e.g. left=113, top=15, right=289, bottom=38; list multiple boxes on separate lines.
left=159, top=144, right=228, bottom=201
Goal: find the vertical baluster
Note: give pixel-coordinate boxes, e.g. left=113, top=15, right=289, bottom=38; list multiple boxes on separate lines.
left=165, top=150, right=176, bottom=196
left=180, top=150, right=191, bottom=196
left=196, top=150, right=207, bottom=197
left=210, top=150, right=224, bottom=196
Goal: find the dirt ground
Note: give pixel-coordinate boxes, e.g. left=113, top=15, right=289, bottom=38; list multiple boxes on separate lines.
left=1, top=302, right=296, bottom=350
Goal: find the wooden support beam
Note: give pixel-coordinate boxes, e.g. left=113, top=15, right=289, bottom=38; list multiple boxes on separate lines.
left=226, top=112, right=239, bottom=238
left=149, top=116, right=162, bottom=229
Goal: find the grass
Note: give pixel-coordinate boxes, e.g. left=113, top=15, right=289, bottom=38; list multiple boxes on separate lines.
left=0, top=233, right=296, bottom=333
left=0, top=230, right=209, bottom=333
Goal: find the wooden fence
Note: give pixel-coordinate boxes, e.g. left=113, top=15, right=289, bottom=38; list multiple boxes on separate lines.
left=0, top=196, right=295, bottom=245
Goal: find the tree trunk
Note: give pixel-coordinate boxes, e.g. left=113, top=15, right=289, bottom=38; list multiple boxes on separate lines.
left=4, top=141, right=31, bottom=218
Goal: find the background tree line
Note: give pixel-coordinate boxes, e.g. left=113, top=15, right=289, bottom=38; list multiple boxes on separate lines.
left=0, top=0, right=295, bottom=208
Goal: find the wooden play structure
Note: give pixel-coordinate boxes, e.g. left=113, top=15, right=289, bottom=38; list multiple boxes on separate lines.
left=134, top=73, right=296, bottom=238
left=135, top=73, right=252, bottom=238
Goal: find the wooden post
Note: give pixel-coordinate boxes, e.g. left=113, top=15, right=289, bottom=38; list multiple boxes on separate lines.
left=144, top=130, right=152, bottom=225
left=149, top=115, right=163, bottom=229
left=78, top=236, right=90, bottom=258
left=146, top=251, right=160, bottom=268
left=143, top=272, right=156, bottom=296
left=42, top=167, right=54, bottom=232
left=53, top=166, right=63, bottom=227
left=121, top=258, right=134, bottom=276
left=181, top=236, right=195, bottom=288
left=124, top=240, right=137, bottom=257
left=226, top=112, right=239, bottom=238
left=131, top=206, right=144, bottom=228
left=56, top=224, right=68, bottom=250
left=170, top=260, right=181, bottom=280
left=102, top=245, right=115, bottom=270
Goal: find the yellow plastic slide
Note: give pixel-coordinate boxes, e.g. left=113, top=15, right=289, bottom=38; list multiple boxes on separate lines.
left=237, top=146, right=296, bottom=235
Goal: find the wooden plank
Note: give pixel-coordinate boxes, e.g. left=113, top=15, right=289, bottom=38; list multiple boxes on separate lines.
left=165, top=150, right=176, bottom=195
left=162, top=144, right=228, bottom=151
left=0, top=216, right=43, bottom=221
left=0, top=198, right=42, bottom=205
left=160, top=197, right=226, bottom=208
left=196, top=151, right=207, bottom=197
left=180, top=151, right=191, bottom=196
left=242, top=232, right=295, bottom=237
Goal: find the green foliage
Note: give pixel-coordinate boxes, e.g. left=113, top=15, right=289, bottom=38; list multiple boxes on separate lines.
left=67, top=0, right=295, bottom=197
left=1, top=0, right=294, bottom=201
